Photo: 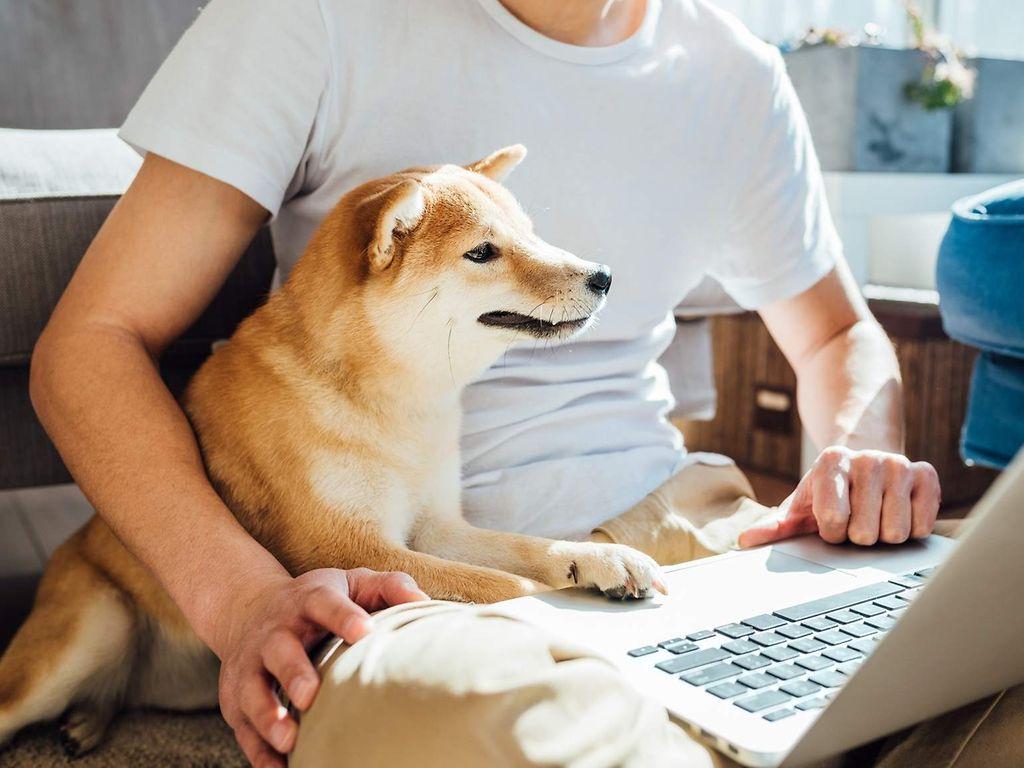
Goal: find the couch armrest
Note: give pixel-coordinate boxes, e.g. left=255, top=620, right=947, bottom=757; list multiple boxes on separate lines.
left=0, top=128, right=275, bottom=489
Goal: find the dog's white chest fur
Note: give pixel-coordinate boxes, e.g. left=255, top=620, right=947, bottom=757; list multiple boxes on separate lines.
left=306, top=404, right=463, bottom=545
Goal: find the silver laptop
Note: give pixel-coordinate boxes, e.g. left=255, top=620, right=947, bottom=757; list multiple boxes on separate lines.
left=497, top=450, right=1024, bottom=767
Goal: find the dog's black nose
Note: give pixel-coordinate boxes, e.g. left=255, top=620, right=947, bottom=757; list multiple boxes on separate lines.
left=587, top=265, right=612, bottom=295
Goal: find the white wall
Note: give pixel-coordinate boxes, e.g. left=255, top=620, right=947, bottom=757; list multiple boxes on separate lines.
left=710, top=0, right=1024, bottom=59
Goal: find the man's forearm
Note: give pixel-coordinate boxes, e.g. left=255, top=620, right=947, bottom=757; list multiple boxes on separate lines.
left=793, top=318, right=904, bottom=453
left=30, top=324, right=289, bottom=654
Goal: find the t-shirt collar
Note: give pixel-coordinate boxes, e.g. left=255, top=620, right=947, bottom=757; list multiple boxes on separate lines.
left=474, top=0, right=662, bottom=65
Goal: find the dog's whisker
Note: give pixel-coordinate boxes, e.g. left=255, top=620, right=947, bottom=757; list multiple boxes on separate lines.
left=447, top=319, right=456, bottom=384
left=406, top=288, right=439, bottom=335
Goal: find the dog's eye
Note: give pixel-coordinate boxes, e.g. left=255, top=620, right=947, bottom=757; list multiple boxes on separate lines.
left=463, top=242, right=498, bottom=264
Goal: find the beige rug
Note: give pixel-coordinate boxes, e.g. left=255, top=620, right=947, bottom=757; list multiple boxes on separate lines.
left=0, top=710, right=246, bottom=768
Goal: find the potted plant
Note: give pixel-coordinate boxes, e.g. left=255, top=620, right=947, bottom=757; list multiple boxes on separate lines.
left=782, top=3, right=972, bottom=173
left=954, top=56, right=1024, bottom=173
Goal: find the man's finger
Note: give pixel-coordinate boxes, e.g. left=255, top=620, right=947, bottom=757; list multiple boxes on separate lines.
left=812, top=459, right=852, bottom=544
left=261, top=629, right=320, bottom=711
left=910, top=462, right=941, bottom=538
left=847, top=460, right=883, bottom=545
left=239, top=674, right=297, bottom=755
left=349, top=569, right=430, bottom=609
left=302, top=584, right=374, bottom=644
left=234, top=722, right=285, bottom=768
left=878, top=460, right=913, bottom=543
left=738, top=510, right=818, bottom=548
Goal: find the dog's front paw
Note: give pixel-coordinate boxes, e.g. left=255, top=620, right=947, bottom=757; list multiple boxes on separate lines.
left=569, top=544, right=666, bottom=599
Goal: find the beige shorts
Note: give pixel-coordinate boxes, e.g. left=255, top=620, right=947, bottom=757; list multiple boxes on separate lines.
left=291, top=461, right=1016, bottom=768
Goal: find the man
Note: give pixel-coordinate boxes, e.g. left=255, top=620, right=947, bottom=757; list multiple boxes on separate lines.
left=30, top=1, right=965, bottom=766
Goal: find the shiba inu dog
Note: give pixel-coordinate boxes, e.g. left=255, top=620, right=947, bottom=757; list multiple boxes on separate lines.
left=0, top=146, right=664, bottom=756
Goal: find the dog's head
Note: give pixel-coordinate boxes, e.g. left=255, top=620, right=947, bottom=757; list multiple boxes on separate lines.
left=310, top=146, right=611, bottom=386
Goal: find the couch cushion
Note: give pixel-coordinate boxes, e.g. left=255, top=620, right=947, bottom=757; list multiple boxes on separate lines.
left=0, top=128, right=141, bottom=199
left=0, top=129, right=275, bottom=489
left=0, top=129, right=275, bottom=366
left=0, top=0, right=204, bottom=129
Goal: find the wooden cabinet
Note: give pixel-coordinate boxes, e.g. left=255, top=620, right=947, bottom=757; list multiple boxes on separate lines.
left=677, top=294, right=997, bottom=507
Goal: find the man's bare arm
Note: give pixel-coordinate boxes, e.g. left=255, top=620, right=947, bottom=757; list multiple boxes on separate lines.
left=739, top=263, right=940, bottom=547
left=31, top=153, right=280, bottom=645
left=759, top=262, right=903, bottom=453
left=30, top=155, right=427, bottom=767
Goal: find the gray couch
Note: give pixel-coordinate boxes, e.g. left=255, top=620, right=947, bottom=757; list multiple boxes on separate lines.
left=0, top=1, right=729, bottom=762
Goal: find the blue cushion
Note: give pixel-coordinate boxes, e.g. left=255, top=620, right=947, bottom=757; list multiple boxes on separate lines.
left=937, top=179, right=1024, bottom=359
left=937, top=179, right=1024, bottom=468
left=961, top=353, right=1024, bottom=469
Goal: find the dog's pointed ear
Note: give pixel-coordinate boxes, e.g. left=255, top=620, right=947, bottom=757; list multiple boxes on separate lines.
left=466, top=144, right=527, bottom=183
left=367, top=180, right=425, bottom=271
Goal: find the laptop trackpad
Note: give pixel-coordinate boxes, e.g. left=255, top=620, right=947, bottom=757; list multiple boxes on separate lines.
left=499, top=547, right=858, bottom=651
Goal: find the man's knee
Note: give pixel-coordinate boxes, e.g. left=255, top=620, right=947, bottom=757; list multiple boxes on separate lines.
left=291, top=602, right=715, bottom=767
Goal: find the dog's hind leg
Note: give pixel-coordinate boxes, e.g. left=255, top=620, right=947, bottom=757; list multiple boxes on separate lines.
left=0, top=538, right=136, bottom=756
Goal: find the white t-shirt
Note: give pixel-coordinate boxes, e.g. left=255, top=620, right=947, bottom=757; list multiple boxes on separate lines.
left=120, top=0, right=840, bottom=540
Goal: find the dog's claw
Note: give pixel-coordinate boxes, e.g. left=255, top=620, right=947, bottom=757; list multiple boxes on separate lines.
left=59, top=727, right=83, bottom=759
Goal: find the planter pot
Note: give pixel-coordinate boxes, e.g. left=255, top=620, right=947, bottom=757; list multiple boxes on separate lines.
left=937, top=180, right=1024, bottom=468
left=954, top=57, right=1024, bottom=174
left=784, top=45, right=953, bottom=172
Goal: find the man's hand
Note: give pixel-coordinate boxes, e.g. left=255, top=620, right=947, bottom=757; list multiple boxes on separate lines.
left=214, top=567, right=428, bottom=768
left=738, top=446, right=941, bottom=549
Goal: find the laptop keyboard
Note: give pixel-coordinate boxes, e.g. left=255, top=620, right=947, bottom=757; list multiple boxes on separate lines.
left=627, top=569, right=934, bottom=723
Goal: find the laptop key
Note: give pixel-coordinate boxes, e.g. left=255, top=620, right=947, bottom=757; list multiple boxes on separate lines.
left=687, top=630, right=715, bottom=641
left=761, top=645, right=799, bottom=662
left=789, top=637, right=827, bottom=653
left=838, top=661, right=863, bottom=675
left=767, top=664, right=805, bottom=680
left=628, top=646, right=658, bottom=657
left=866, top=615, right=897, bottom=630
left=809, top=671, right=847, bottom=688
left=764, top=708, right=797, bottom=722
left=796, top=697, right=828, bottom=711
left=751, top=632, right=787, bottom=647
left=780, top=679, right=822, bottom=698
left=850, top=603, right=886, bottom=617
left=716, top=623, right=755, bottom=639
left=663, top=641, right=701, bottom=654
left=875, top=595, right=907, bottom=611
left=741, top=614, right=786, bottom=631
left=825, top=609, right=860, bottom=624
left=890, top=574, right=924, bottom=589
left=823, top=646, right=861, bottom=662
left=722, top=639, right=760, bottom=655
left=658, top=637, right=686, bottom=648
left=816, top=630, right=851, bottom=646
left=735, top=689, right=792, bottom=712
left=848, top=638, right=879, bottom=655
left=840, top=624, right=876, bottom=639
left=777, top=624, right=813, bottom=639
left=774, top=582, right=903, bottom=622
left=915, top=567, right=936, bottom=579
left=682, top=663, right=742, bottom=686
left=707, top=681, right=748, bottom=699
left=734, top=655, right=772, bottom=671
left=737, top=673, right=780, bottom=691
left=655, top=648, right=730, bottom=674
left=803, top=617, right=838, bottom=632
left=796, top=655, right=833, bottom=671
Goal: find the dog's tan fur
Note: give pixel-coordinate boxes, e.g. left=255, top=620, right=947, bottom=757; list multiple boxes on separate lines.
left=0, top=147, right=662, bottom=755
